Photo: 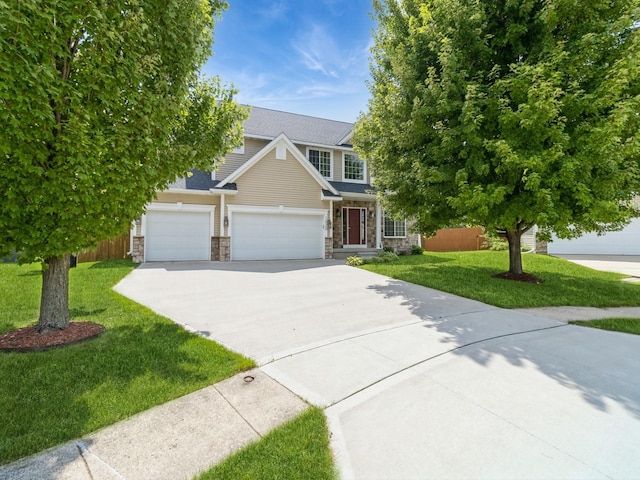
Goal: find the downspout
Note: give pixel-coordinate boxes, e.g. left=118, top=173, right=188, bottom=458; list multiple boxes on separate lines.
left=329, top=200, right=334, bottom=238
left=127, top=220, right=135, bottom=255
left=376, top=202, right=382, bottom=249
left=220, top=194, right=226, bottom=236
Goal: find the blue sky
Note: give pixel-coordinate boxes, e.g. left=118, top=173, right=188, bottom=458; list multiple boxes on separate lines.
left=200, top=0, right=376, bottom=123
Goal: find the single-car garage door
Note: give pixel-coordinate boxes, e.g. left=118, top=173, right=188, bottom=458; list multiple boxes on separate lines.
left=232, top=212, right=324, bottom=261
left=145, top=211, right=211, bottom=261
left=548, top=218, right=640, bottom=255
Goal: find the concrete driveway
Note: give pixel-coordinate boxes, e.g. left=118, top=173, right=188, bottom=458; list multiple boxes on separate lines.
left=554, top=254, right=640, bottom=278
left=115, top=260, right=640, bottom=479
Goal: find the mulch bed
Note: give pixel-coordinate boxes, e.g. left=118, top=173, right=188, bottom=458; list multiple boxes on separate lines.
left=0, top=322, right=105, bottom=353
left=492, top=272, right=543, bottom=284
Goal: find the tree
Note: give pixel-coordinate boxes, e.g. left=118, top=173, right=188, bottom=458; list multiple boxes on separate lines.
left=354, top=0, right=640, bottom=277
left=0, top=0, right=247, bottom=333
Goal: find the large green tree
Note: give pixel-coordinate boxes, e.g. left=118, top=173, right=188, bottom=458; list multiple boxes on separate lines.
left=354, top=0, right=640, bottom=276
left=0, top=0, right=247, bottom=332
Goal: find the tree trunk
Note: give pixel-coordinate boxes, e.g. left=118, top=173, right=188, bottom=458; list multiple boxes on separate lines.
left=505, top=230, right=523, bottom=275
left=38, top=255, right=70, bottom=334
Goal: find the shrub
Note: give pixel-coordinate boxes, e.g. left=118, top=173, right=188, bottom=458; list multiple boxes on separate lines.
left=410, top=244, right=425, bottom=255
left=368, top=251, right=400, bottom=264
left=346, top=251, right=399, bottom=266
left=482, top=233, right=509, bottom=251
left=346, top=256, right=366, bottom=266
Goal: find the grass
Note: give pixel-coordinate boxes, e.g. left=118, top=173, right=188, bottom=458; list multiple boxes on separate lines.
left=0, top=260, right=255, bottom=465
left=196, top=407, right=337, bottom=480
left=571, top=318, right=640, bottom=336
left=360, top=251, right=640, bottom=308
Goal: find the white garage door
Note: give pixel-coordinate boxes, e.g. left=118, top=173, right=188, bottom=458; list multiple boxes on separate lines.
left=146, top=211, right=211, bottom=261
left=232, top=212, right=324, bottom=261
left=548, top=218, right=640, bottom=255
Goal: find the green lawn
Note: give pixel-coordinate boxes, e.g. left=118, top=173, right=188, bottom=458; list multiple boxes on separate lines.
left=0, top=260, right=255, bottom=465
left=360, top=251, right=640, bottom=308
left=196, top=407, right=337, bottom=480
left=571, top=318, right=640, bottom=336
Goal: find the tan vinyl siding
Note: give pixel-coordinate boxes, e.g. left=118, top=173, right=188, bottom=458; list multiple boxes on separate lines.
left=333, top=149, right=343, bottom=181
left=231, top=147, right=327, bottom=210
left=152, top=193, right=220, bottom=236
left=155, top=192, right=217, bottom=206
left=217, top=138, right=269, bottom=181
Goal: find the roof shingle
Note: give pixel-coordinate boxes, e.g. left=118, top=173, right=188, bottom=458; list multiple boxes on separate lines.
left=243, top=106, right=353, bottom=147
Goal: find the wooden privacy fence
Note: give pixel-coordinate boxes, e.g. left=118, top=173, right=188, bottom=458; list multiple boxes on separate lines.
left=77, top=233, right=131, bottom=263
left=422, top=227, right=486, bottom=252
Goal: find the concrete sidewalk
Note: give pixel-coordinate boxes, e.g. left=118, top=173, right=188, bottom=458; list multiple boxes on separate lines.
left=0, top=370, right=307, bottom=480
left=516, top=305, right=640, bottom=322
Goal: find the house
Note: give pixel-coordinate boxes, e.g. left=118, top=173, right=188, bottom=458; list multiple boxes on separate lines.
left=130, top=106, right=421, bottom=262
left=546, top=197, right=640, bottom=255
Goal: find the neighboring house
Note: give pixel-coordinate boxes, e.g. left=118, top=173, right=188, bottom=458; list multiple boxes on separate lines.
left=131, top=106, right=420, bottom=262
left=547, top=197, right=640, bottom=255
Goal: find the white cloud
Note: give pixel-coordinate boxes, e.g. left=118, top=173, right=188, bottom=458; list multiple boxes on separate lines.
left=293, top=23, right=344, bottom=78
left=256, top=1, right=289, bottom=23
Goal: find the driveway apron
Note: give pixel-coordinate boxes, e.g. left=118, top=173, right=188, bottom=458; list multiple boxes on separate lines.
left=115, top=260, right=640, bottom=479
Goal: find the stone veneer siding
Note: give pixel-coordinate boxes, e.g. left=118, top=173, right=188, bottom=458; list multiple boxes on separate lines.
left=325, top=237, right=333, bottom=259
left=535, top=239, right=548, bottom=254
left=132, top=236, right=144, bottom=263
left=334, top=200, right=377, bottom=248
left=212, top=237, right=230, bottom=262
left=382, top=232, right=421, bottom=254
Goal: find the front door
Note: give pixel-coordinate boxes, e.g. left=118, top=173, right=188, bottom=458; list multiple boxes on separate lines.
left=343, top=208, right=366, bottom=246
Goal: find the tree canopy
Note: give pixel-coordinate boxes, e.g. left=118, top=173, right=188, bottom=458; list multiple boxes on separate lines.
left=0, top=0, right=247, bottom=331
left=354, top=0, right=640, bottom=275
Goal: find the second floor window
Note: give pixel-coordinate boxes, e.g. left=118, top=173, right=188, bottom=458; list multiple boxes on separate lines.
left=344, top=153, right=364, bottom=181
left=309, top=149, right=332, bottom=178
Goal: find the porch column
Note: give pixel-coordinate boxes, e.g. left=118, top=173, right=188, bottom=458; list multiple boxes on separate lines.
left=376, top=202, right=383, bottom=249
left=329, top=200, right=334, bottom=238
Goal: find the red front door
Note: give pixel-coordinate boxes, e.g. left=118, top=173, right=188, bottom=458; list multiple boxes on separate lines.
left=344, top=208, right=365, bottom=245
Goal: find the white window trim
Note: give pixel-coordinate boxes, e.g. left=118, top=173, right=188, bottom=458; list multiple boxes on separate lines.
left=383, top=212, right=407, bottom=238
left=232, top=139, right=245, bottom=154
left=306, top=147, right=333, bottom=180
left=342, top=152, right=366, bottom=184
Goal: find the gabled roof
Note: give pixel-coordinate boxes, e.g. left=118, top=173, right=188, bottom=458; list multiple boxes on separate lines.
left=218, top=133, right=339, bottom=195
left=243, top=106, right=353, bottom=147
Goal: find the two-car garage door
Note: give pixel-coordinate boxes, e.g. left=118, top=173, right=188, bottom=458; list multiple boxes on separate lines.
left=231, top=212, right=324, bottom=261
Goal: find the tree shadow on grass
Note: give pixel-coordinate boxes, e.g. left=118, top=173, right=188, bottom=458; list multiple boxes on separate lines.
left=69, top=307, right=107, bottom=318
left=88, top=259, right=135, bottom=269
left=392, top=261, right=640, bottom=308
left=0, top=321, right=222, bottom=466
left=17, top=270, right=41, bottom=277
